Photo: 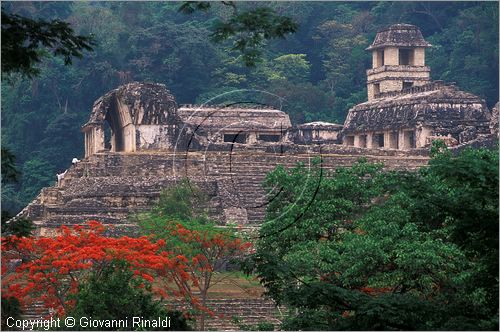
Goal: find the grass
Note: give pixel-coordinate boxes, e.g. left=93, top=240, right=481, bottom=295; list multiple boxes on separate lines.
left=207, top=271, right=265, bottom=299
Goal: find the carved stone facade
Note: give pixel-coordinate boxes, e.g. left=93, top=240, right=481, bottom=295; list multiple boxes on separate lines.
left=177, top=105, right=292, bottom=147
left=343, top=81, right=491, bottom=149
left=290, top=122, right=343, bottom=144
left=82, top=83, right=182, bottom=156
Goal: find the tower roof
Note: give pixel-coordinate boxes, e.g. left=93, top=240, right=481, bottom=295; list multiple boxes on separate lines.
left=366, top=23, right=431, bottom=51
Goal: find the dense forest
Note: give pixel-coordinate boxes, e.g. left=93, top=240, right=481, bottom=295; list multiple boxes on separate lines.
left=1, top=1, right=499, bottom=214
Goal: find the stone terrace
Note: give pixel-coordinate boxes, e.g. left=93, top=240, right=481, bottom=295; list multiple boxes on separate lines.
left=17, top=144, right=429, bottom=236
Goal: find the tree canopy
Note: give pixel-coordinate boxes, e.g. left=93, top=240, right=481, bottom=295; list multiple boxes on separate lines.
left=1, top=9, right=93, bottom=77
left=247, top=145, right=499, bottom=330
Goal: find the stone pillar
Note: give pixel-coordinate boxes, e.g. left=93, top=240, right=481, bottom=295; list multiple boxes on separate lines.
left=415, top=126, right=432, bottom=148
left=387, top=130, right=399, bottom=149
left=359, top=135, right=367, bottom=148
left=353, top=135, right=360, bottom=147
left=402, top=130, right=417, bottom=150
left=83, top=125, right=105, bottom=155
left=384, top=47, right=399, bottom=65
left=363, top=133, right=371, bottom=149
left=372, top=51, right=378, bottom=69
left=367, top=83, right=375, bottom=101
left=372, top=50, right=384, bottom=68
left=247, top=132, right=257, bottom=144
left=94, top=126, right=105, bottom=152
left=414, top=47, right=425, bottom=66
left=122, top=124, right=136, bottom=152
left=398, top=130, right=405, bottom=150
left=383, top=131, right=391, bottom=149
left=110, top=132, right=115, bottom=152
left=84, top=132, right=89, bottom=157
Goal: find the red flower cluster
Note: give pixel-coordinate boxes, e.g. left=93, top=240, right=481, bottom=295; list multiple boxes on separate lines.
left=1, top=221, right=253, bottom=321
left=1, top=221, right=190, bottom=317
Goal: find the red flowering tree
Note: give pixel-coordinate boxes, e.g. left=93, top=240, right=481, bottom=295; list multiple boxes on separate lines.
left=138, top=180, right=253, bottom=330
left=1, top=221, right=193, bottom=317
left=164, top=223, right=252, bottom=330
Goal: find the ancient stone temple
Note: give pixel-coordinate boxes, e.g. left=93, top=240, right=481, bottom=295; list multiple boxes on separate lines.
left=15, top=81, right=428, bottom=235
left=343, top=23, right=492, bottom=150
left=13, top=24, right=497, bottom=236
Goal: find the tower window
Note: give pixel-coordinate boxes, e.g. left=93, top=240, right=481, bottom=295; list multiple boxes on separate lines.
left=399, top=49, right=414, bottom=65
left=376, top=49, right=384, bottom=67
left=373, top=83, right=380, bottom=96
left=403, top=81, right=414, bottom=90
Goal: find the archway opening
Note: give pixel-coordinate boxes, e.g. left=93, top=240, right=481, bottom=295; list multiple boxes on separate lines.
left=103, top=121, right=112, bottom=151
left=103, top=97, right=134, bottom=152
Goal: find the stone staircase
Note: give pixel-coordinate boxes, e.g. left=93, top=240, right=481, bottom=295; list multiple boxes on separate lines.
left=202, top=298, right=283, bottom=331
left=21, top=298, right=282, bottom=331
left=20, top=301, right=51, bottom=321
left=15, top=147, right=430, bottom=234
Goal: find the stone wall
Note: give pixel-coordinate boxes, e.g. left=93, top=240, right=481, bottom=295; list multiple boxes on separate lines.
left=177, top=106, right=292, bottom=146
left=490, top=102, right=499, bottom=137
left=366, top=65, right=431, bottom=100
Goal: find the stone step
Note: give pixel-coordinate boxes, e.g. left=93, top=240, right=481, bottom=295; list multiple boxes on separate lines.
left=21, top=150, right=430, bottom=233
left=22, top=298, right=282, bottom=331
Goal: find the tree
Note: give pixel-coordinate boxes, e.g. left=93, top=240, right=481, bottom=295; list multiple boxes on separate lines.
left=263, top=54, right=311, bottom=84
left=1, top=221, right=194, bottom=317
left=426, top=2, right=499, bottom=107
left=3, top=2, right=497, bottom=217
left=65, top=260, right=191, bottom=331
left=1, top=147, right=34, bottom=237
left=1, top=147, right=20, bottom=184
left=1, top=5, right=94, bottom=217
left=179, top=1, right=298, bottom=66
left=248, top=145, right=499, bottom=330
left=168, top=224, right=251, bottom=330
left=1, top=9, right=94, bottom=77
left=139, top=180, right=251, bottom=330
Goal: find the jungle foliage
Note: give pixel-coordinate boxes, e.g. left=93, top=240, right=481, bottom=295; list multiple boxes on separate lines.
left=1, top=10, right=94, bottom=78
left=247, top=145, right=499, bottom=330
left=1, top=2, right=498, bottom=215
left=64, top=260, right=191, bottom=331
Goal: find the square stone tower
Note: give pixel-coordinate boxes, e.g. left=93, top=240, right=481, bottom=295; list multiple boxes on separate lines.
left=366, top=24, right=432, bottom=100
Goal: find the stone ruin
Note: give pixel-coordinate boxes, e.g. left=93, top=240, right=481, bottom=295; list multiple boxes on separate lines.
left=81, top=81, right=340, bottom=156
left=13, top=24, right=498, bottom=236
left=344, top=23, right=493, bottom=150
